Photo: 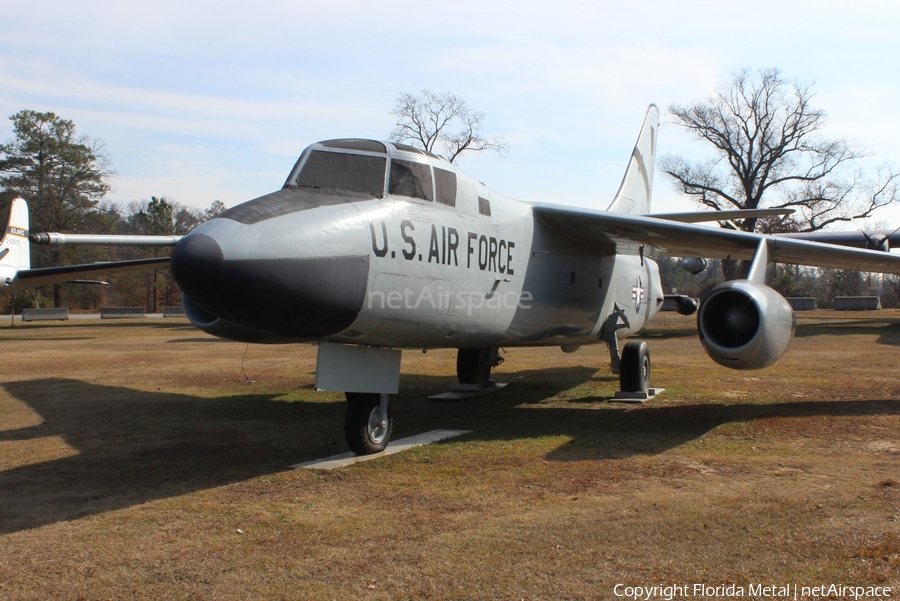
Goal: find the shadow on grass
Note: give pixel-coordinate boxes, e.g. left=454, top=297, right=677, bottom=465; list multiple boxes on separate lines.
left=540, top=398, right=900, bottom=462
left=795, top=321, right=900, bottom=347
left=0, top=322, right=200, bottom=343
left=1, top=373, right=898, bottom=535
left=0, top=336, right=99, bottom=342
left=165, top=337, right=233, bottom=343
left=2, top=321, right=194, bottom=331
left=0, top=378, right=348, bottom=536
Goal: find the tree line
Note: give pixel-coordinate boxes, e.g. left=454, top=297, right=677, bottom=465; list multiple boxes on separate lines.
left=0, top=109, right=224, bottom=312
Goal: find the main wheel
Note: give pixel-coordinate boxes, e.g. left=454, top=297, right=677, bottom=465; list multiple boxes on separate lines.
left=456, top=348, right=492, bottom=387
left=344, top=393, right=392, bottom=455
left=619, top=340, right=650, bottom=394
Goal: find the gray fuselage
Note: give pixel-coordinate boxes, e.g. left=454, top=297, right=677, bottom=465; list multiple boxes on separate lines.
left=170, top=139, right=663, bottom=350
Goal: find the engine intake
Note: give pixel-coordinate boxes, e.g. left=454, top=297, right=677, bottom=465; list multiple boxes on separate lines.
left=697, top=280, right=795, bottom=370
left=182, top=294, right=294, bottom=344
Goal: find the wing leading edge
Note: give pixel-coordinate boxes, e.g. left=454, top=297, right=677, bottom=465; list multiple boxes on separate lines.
left=532, top=203, right=900, bottom=275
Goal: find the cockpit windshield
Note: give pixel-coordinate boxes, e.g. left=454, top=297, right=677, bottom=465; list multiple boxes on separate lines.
left=290, top=150, right=386, bottom=196
left=389, top=159, right=433, bottom=201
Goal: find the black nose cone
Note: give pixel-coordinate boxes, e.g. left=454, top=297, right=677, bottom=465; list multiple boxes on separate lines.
left=170, top=234, right=225, bottom=315
left=170, top=231, right=369, bottom=340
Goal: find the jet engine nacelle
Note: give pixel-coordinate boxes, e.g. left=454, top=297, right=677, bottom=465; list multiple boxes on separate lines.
left=697, top=280, right=795, bottom=370
left=680, top=257, right=708, bottom=275
left=182, top=294, right=294, bottom=344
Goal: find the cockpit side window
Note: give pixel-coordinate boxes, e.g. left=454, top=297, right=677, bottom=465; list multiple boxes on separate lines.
left=434, top=168, right=457, bottom=207
left=478, top=197, right=491, bottom=216
left=389, top=159, right=434, bottom=201
left=292, top=150, right=386, bottom=196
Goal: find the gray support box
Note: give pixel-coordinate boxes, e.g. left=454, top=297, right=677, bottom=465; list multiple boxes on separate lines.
left=833, top=296, right=881, bottom=311
left=22, top=308, right=69, bottom=321
left=101, top=307, right=146, bottom=318
left=315, top=343, right=401, bottom=394
left=785, top=297, right=817, bottom=311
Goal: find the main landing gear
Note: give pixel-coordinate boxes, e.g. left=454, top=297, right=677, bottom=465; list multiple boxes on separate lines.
left=456, top=347, right=503, bottom=389
left=619, top=340, right=651, bottom=395
left=610, top=338, right=661, bottom=401
left=601, top=306, right=658, bottom=400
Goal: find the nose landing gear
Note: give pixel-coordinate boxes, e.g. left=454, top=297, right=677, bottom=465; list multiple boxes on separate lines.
left=345, top=392, right=393, bottom=455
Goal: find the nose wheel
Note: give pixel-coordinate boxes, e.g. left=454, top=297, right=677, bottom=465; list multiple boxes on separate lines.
left=344, top=392, right=393, bottom=455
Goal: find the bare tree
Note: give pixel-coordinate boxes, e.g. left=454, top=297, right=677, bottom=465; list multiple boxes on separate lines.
left=390, top=90, right=508, bottom=163
left=661, top=68, right=898, bottom=236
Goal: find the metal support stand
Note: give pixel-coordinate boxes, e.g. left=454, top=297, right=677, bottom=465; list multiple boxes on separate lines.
left=379, top=393, right=390, bottom=430
left=600, top=304, right=630, bottom=374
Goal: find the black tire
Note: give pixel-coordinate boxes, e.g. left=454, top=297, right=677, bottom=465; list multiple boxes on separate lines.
left=344, top=392, right=392, bottom=455
left=456, top=348, right=493, bottom=387
left=619, top=340, right=650, bottom=393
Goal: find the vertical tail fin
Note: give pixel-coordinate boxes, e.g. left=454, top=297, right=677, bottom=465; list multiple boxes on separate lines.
left=0, top=198, right=31, bottom=272
left=607, top=104, right=659, bottom=216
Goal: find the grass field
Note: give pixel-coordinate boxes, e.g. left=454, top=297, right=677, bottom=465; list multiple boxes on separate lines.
left=0, top=312, right=898, bottom=599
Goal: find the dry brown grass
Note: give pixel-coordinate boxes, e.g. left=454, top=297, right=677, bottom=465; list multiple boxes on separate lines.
left=0, top=312, right=898, bottom=599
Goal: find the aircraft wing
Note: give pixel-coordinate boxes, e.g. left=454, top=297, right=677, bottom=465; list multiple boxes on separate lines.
left=775, top=230, right=900, bottom=250
left=532, top=204, right=900, bottom=274
left=4, top=257, right=170, bottom=294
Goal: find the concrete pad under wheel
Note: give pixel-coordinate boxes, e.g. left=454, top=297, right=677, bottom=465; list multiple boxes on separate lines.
left=610, top=387, right=665, bottom=403
left=292, top=429, right=473, bottom=470
left=428, top=382, right=507, bottom=401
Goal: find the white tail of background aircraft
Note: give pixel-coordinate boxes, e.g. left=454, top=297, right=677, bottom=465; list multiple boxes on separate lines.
left=0, top=198, right=30, bottom=275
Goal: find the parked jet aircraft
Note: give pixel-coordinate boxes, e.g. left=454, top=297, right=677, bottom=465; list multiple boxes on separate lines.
left=5, top=105, right=900, bottom=455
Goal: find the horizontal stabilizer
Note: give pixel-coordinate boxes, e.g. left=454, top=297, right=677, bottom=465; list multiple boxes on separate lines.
left=5, top=257, right=170, bottom=294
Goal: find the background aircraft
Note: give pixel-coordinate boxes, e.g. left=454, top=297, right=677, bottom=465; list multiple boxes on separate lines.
left=0, top=198, right=173, bottom=295
left=4, top=105, right=900, bottom=455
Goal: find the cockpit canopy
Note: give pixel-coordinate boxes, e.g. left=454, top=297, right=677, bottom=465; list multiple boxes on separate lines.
left=284, top=139, right=458, bottom=206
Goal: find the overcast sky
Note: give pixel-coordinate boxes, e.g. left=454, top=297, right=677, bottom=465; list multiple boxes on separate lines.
left=2, top=0, right=899, bottom=226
